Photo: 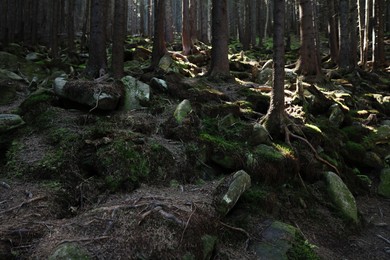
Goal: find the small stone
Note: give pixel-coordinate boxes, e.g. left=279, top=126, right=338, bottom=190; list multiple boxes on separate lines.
left=48, top=243, right=90, bottom=260
left=174, top=99, right=192, bottom=125
left=329, top=104, right=344, bottom=127
left=0, top=114, right=25, bottom=133
left=378, top=168, right=390, bottom=198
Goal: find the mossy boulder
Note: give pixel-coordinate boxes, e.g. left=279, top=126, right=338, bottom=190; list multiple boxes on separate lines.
left=249, top=221, right=319, bottom=260
left=48, top=243, right=90, bottom=260
left=0, top=51, right=19, bottom=71
left=213, top=170, right=251, bottom=216
left=174, top=99, right=192, bottom=124
left=0, top=114, right=25, bottom=133
left=324, top=171, right=358, bottom=223
left=121, top=75, right=151, bottom=110
left=378, top=168, right=390, bottom=198
left=201, top=235, right=217, bottom=260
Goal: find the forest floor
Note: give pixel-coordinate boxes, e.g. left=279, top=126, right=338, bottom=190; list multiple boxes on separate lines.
left=0, top=39, right=390, bottom=259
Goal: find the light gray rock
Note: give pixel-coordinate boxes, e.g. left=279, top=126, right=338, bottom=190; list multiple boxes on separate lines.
left=174, top=99, right=192, bottom=124
left=121, top=75, right=151, bottom=110
left=150, top=77, right=168, bottom=92
left=329, top=104, right=344, bottom=127
left=0, top=69, right=23, bottom=81
left=0, top=114, right=25, bottom=133
left=213, top=170, right=251, bottom=216
left=324, top=171, right=358, bottom=223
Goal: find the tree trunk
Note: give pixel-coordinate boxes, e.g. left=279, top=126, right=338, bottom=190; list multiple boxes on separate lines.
left=362, top=0, right=371, bottom=68
left=338, top=0, right=350, bottom=69
left=200, top=0, right=210, bottom=43
left=151, top=0, right=167, bottom=68
left=327, top=0, right=339, bottom=64
left=50, top=0, right=59, bottom=58
left=182, top=0, right=195, bottom=55
left=1, top=0, right=8, bottom=46
left=85, top=0, right=107, bottom=78
left=349, top=0, right=358, bottom=68
left=112, top=0, right=127, bottom=79
left=295, top=0, right=322, bottom=76
left=358, top=0, right=365, bottom=65
left=373, top=0, right=385, bottom=69
left=165, top=0, right=174, bottom=43
left=263, top=0, right=286, bottom=138
left=208, top=0, right=230, bottom=79
left=250, top=0, right=257, bottom=47
left=67, top=0, right=75, bottom=52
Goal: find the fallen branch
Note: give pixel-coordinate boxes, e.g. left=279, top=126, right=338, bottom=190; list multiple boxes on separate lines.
left=180, top=205, right=197, bottom=243
left=377, top=234, right=390, bottom=245
left=219, top=221, right=250, bottom=238
left=0, top=196, right=47, bottom=215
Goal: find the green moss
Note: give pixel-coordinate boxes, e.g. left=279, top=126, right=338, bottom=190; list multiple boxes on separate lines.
left=287, top=238, right=320, bottom=260
left=345, top=141, right=366, bottom=159
left=201, top=235, right=217, bottom=260
left=253, top=144, right=284, bottom=162
left=97, top=140, right=150, bottom=192
left=342, top=125, right=371, bottom=142
left=20, top=89, right=53, bottom=114
left=199, top=133, right=239, bottom=152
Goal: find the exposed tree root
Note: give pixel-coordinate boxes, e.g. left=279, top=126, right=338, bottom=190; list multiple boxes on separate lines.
left=0, top=196, right=47, bottom=215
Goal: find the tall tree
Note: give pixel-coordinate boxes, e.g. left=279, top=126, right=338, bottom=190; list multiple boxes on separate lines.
left=338, top=0, right=350, bottom=69
left=112, top=0, right=128, bottom=79
left=85, top=0, right=107, bottom=78
left=373, top=0, right=385, bottom=69
left=182, top=0, right=196, bottom=55
left=208, top=0, right=230, bottom=79
left=295, top=0, right=322, bottom=77
left=262, top=0, right=286, bottom=138
left=67, top=0, right=75, bottom=52
left=151, top=0, right=167, bottom=68
left=327, top=0, right=339, bottom=64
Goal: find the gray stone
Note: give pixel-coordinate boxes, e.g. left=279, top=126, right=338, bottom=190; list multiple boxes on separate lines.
left=54, top=78, right=123, bottom=110
left=0, top=69, right=23, bottom=81
left=324, top=171, right=358, bottom=223
left=25, top=52, right=40, bottom=61
left=158, top=54, right=173, bottom=72
left=213, top=170, right=251, bottom=216
left=250, top=123, right=271, bottom=145
left=257, top=68, right=273, bottom=84
left=378, top=168, right=390, bottom=198
left=121, top=75, right=151, bottom=110
left=0, top=114, right=25, bottom=133
left=150, top=77, right=168, bottom=92
left=249, top=221, right=318, bottom=260
left=329, top=104, right=344, bottom=127
left=363, top=151, right=383, bottom=168
left=174, top=99, right=192, bottom=124
left=48, top=243, right=90, bottom=260
left=0, top=52, right=19, bottom=71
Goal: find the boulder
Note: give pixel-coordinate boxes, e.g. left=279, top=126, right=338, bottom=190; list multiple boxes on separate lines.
left=174, top=99, right=192, bottom=125
left=121, top=75, right=151, bottom=110
left=362, top=151, right=383, bottom=169
left=48, top=243, right=90, bottom=260
left=0, top=51, right=19, bottom=71
left=54, top=78, right=124, bottom=110
left=213, top=170, right=251, bottom=216
left=324, top=171, right=358, bottom=223
left=329, top=104, right=344, bottom=127
left=249, top=123, right=271, bottom=145
left=0, top=69, right=23, bottom=81
left=158, top=54, right=173, bottom=72
left=378, top=168, right=390, bottom=198
left=0, top=80, right=17, bottom=105
left=150, top=77, right=168, bottom=92
left=0, top=114, right=25, bottom=133
left=249, top=221, right=318, bottom=260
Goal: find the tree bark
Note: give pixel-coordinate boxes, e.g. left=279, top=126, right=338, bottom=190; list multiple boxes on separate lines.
left=262, top=0, right=286, bottom=138
left=67, top=0, right=75, bottom=52
left=85, top=0, right=107, bottom=78
left=151, top=0, right=167, bottom=68
left=165, top=0, right=174, bottom=43
left=208, top=0, right=230, bottom=80
left=338, top=0, right=350, bottom=69
left=362, top=0, right=371, bottom=68
left=112, top=0, right=127, bottom=79
left=327, top=0, right=339, bottom=64
left=373, top=0, right=385, bottom=69
left=349, top=0, right=358, bottom=68
left=295, top=0, right=322, bottom=76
